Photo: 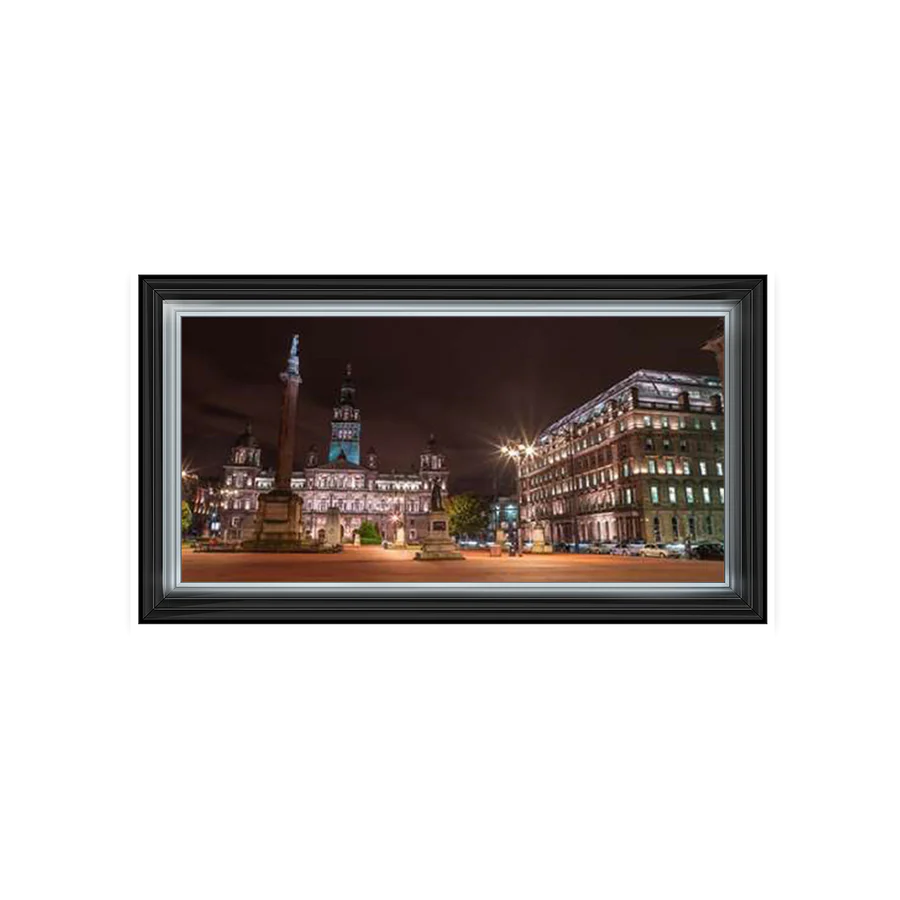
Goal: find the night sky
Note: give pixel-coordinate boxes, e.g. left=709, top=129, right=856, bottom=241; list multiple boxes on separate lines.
left=182, top=317, right=722, bottom=494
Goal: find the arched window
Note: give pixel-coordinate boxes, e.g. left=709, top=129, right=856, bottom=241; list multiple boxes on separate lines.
left=671, top=516, right=680, bottom=539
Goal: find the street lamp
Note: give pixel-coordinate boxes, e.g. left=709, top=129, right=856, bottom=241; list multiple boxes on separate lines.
left=500, top=440, right=535, bottom=557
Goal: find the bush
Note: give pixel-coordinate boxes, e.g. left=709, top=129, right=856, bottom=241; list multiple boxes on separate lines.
left=357, top=520, right=381, bottom=545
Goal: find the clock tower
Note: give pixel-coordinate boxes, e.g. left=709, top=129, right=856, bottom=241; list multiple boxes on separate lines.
left=328, top=363, right=361, bottom=464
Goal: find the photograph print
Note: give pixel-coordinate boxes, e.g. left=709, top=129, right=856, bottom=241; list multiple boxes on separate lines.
left=180, top=315, right=727, bottom=585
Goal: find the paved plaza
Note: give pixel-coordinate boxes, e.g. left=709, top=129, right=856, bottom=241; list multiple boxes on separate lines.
left=182, top=544, right=724, bottom=583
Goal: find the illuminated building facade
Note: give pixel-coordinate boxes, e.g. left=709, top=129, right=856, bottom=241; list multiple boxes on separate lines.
left=521, top=370, right=725, bottom=545
left=209, top=367, right=448, bottom=543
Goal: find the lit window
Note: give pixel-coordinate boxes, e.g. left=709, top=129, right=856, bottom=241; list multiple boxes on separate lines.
left=648, top=459, right=657, bottom=475
left=661, top=416, right=669, bottom=428
left=650, top=485, right=659, bottom=504
left=683, top=460, right=691, bottom=476
left=625, top=488, right=633, bottom=504
left=703, top=486, right=712, bottom=504
left=699, top=460, right=707, bottom=476
left=718, top=487, right=725, bottom=503
left=716, top=461, right=724, bottom=476
left=665, top=459, right=674, bottom=475
left=668, top=486, right=677, bottom=504
left=711, top=420, right=718, bottom=431
left=643, top=415, right=652, bottom=427
left=685, top=485, right=695, bottom=504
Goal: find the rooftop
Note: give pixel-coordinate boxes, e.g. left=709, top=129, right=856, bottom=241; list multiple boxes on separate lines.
left=540, top=369, right=723, bottom=439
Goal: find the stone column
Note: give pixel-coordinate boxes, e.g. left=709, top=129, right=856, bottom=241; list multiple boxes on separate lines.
left=244, top=335, right=307, bottom=551
left=276, top=367, right=301, bottom=489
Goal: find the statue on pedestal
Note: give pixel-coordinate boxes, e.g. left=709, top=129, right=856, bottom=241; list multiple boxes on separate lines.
left=430, top=477, right=444, bottom=512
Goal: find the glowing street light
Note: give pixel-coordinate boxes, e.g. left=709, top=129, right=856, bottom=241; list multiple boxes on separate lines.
left=499, top=440, right=535, bottom=557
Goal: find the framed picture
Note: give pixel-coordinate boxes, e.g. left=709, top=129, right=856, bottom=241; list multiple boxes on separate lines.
left=139, top=275, right=766, bottom=623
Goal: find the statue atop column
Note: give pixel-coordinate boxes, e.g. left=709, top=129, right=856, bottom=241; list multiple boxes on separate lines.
left=283, top=334, right=301, bottom=381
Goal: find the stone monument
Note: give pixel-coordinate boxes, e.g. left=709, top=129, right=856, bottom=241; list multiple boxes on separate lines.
left=243, top=335, right=306, bottom=551
left=530, top=524, right=551, bottom=553
left=415, top=477, right=464, bottom=561
left=323, top=507, right=341, bottom=547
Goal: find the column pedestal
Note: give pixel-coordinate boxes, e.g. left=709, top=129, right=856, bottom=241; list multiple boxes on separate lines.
left=242, top=489, right=306, bottom=552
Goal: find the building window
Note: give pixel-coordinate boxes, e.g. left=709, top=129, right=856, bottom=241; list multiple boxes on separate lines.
left=671, top=516, right=680, bottom=539
left=650, top=485, right=659, bottom=504
left=688, top=515, right=696, bottom=539
left=702, top=485, right=712, bottom=504
left=693, top=417, right=701, bottom=429
left=718, top=486, right=725, bottom=503
left=648, top=459, right=657, bottom=475
left=716, top=461, right=724, bottom=476
left=705, top=515, right=713, bottom=535
left=644, top=438, right=654, bottom=451
left=653, top=516, right=662, bottom=541
left=699, top=460, right=707, bottom=476
left=665, top=459, right=674, bottom=475
left=663, top=439, right=672, bottom=451
left=685, top=485, right=695, bottom=504
left=682, top=459, right=691, bottom=476
left=668, top=485, right=677, bottom=504
left=643, top=415, right=652, bottom=427
left=661, top=416, right=669, bottom=428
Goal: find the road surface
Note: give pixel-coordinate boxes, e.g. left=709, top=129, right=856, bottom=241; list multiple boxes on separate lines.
left=182, top=545, right=724, bottom=583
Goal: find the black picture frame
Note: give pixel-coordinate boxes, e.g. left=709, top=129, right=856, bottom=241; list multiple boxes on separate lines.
left=139, top=275, right=766, bottom=623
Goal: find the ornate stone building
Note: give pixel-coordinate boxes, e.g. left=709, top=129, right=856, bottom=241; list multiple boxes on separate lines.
left=521, top=370, right=725, bottom=546
left=213, top=365, right=448, bottom=543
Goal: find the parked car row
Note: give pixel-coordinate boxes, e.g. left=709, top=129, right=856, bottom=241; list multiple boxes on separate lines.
left=579, top=539, right=725, bottom=560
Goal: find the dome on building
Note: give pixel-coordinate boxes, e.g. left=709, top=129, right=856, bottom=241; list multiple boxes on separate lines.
left=234, top=422, right=259, bottom=448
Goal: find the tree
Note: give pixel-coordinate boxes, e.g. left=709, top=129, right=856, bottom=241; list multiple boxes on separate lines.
left=181, top=500, right=193, bottom=535
left=358, top=520, right=381, bottom=545
left=445, top=492, right=490, bottom=540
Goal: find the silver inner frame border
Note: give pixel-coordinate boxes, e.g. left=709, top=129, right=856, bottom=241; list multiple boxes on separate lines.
left=162, top=297, right=738, bottom=599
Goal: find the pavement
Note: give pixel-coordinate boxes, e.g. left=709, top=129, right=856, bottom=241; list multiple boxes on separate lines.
left=182, top=545, right=725, bottom=583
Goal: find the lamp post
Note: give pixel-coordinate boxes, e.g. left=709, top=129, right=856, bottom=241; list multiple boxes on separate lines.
left=500, top=440, right=535, bottom=557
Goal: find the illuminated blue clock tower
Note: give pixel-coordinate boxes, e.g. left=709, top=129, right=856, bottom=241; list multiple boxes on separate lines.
left=327, top=363, right=361, bottom=464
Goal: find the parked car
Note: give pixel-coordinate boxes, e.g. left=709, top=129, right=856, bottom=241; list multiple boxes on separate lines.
left=665, top=542, right=687, bottom=558
left=688, top=541, right=725, bottom=560
left=624, top=540, right=645, bottom=556
left=639, top=542, right=672, bottom=558
left=588, top=541, right=615, bottom=554
left=609, top=541, right=630, bottom=556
